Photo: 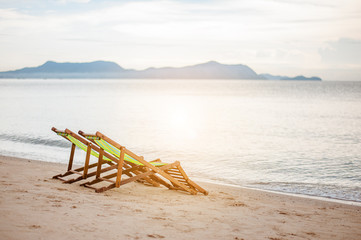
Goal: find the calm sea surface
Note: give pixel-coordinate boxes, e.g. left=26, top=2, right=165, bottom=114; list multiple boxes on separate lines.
left=0, top=79, right=360, bottom=202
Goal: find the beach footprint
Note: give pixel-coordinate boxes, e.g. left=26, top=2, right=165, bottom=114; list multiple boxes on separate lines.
left=28, top=225, right=41, bottom=229
left=230, top=202, right=247, bottom=207
left=147, top=234, right=165, bottom=238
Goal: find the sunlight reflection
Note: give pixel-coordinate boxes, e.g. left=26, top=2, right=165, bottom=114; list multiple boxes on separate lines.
left=167, top=104, right=198, bottom=140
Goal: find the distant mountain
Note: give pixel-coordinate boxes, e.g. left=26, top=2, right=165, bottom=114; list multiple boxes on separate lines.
left=14, top=60, right=124, bottom=73
left=0, top=60, right=321, bottom=80
left=128, top=61, right=260, bottom=79
left=0, top=61, right=126, bottom=79
left=260, top=73, right=321, bottom=81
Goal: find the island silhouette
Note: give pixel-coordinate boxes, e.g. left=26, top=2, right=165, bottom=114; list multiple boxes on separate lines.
left=0, top=60, right=321, bottom=80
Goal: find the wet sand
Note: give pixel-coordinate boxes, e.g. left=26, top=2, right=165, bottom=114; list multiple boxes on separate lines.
left=0, top=155, right=360, bottom=240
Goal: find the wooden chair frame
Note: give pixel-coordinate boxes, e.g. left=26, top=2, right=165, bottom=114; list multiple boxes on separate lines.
left=78, top=130, right=208, bottom=195
left=52, top=127, right=119, bottom=184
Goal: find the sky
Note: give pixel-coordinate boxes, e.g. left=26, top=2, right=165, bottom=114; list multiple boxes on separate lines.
left=0, top=0, right=360, bottom=80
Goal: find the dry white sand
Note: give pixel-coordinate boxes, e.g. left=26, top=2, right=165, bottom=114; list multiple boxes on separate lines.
left=0, top=155, right=360, bottom=240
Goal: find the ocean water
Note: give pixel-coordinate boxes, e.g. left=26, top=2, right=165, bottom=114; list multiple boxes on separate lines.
left=0, top=79, right=360, bottom=202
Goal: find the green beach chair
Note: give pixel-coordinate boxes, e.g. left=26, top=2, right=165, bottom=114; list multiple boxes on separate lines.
left=78, top=130, right=208, bottom=195
left=52, top=127, right=121, bottom=184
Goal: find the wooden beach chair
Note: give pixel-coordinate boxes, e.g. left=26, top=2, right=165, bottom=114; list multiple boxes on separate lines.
left=78, top=130, right=208, bottom=195
left=51, top=127, right=119, bottom=184
left=78, top=131, right=169, bottom=189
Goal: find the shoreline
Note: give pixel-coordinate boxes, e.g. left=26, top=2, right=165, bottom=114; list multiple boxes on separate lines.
left=1, top=155, right=361, bottom=239
left=197, top=178, right=361, bottom=207
left=3, top=153, right=360, bottom=206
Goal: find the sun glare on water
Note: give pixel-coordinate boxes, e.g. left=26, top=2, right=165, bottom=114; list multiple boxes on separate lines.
left=168, top=107, right=198, bottom=140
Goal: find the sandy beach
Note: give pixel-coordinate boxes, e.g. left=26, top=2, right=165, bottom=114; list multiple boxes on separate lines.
left=0, top=155, right=360, bottom=240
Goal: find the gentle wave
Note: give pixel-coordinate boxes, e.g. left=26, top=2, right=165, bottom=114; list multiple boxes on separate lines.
left=0, top=133, right=69, bottom=148
left=248, top=182, right=361, bottom=202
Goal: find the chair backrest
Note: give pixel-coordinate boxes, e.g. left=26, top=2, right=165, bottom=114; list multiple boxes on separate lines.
left=52, top=128, right=117, bottom=162
left=59, top=133, right=112, bottom=161
left=79, top=131, right=166, bottom=167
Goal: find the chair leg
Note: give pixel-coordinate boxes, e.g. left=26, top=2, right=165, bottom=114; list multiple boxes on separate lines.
left=67, top=143, right=76, bottom=171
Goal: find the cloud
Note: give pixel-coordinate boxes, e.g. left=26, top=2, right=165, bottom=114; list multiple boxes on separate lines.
left=270, top=0, right=335, bottom=8
left=319, top=38, right=361, bottom=66
left=1, top=0, right=361, bottom=80
left=58, top=0, right=91, bottom=2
